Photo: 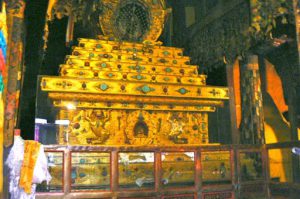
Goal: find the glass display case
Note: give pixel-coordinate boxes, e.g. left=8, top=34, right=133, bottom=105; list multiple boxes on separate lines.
left=201, top=151, right=232, bottom=185
left=71, top=152, right=110, bottom=190
left=239, top=151, right=263, bottom=181
left=36, top=152, right=63, bottom=192
left=118, top=152, right=155, bottom=189
left=161, top=152, right=195, bottom=188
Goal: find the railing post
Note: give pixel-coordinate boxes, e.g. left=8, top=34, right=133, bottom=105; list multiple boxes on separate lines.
left=64, top=148, right=71, bottom=195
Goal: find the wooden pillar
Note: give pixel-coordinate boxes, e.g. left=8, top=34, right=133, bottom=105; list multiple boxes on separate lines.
left=239, top=54, right=265, bottom=144
left=293, top=0, right=300, bottom=66
left=3, top=0, right=26, bottom=147
left=226, top=62, right=240, bottom=145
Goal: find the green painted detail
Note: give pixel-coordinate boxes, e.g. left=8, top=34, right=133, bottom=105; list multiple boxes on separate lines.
left=163, top=77, right=170, bottom=82
left=137, top=85, right=155, bottom=94
left=128, top=65, right=145, bottom=72
left=165, top=68, right=173, bottom=73
left=177, top=88, right=190, bottom=95
left=125, top=48, right=141, bottom=53
left=163, top=51, right=170, bottom=56
left=101, top=63, right=107, bottom=68
left=195, top=106, right=203, bottom=110
left=99, top=83, right=109, bottom=91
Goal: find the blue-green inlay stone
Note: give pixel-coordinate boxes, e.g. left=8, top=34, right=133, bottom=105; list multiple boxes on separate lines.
left=80, top=159, right=86, bottom=164
left=177, top=88, right=189, bottom=95
left=89, top=53, right=95, bottom=58
left=107, top=73, right=114, bottom=78
left=137, top=85, right=155, bottom=94
left=134, top=74, right=145, bottom=80
left=136, top=65, right=145, bottom=71
left=101, top=63, right=107, bottom=68
left=173, top=60, right=178, bottom=64
left=96, top=44, right=102, bottom=48
left=165, top=68, right=173, bottom=73
left=100, top=83, right=109, bottom=91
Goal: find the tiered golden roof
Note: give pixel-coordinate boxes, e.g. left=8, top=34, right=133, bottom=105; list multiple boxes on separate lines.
left=41, top=37, right=228, bottom=112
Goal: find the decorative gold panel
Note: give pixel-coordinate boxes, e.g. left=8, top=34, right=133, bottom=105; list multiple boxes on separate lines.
left=78, top=38, right=184, bottom=58
left=60, top=68, right=206, bottom=85
left=58, top=109, right=209, bottom=145
left=68, top=51, right=191, bottom=67
left=41, top=77, right=229, bottom=100
left=61, top=62, right=197, bottom=77
left=53, top=100, right=217, bottom=112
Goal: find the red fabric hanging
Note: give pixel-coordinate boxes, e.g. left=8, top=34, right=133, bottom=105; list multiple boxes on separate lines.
left=0, top=49, right=5, bottom=75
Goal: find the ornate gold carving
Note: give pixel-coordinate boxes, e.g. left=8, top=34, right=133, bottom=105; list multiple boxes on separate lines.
left=59, top=109, right=209, bottom=146
left=100, top=0, right=167, bottom=42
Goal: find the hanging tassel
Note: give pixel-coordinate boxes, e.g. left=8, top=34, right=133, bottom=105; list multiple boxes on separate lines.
left=66, top=14, right=74, bottom=47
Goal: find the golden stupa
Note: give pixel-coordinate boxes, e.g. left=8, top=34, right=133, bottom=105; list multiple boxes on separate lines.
left=40, top=0, right=228, bottom=146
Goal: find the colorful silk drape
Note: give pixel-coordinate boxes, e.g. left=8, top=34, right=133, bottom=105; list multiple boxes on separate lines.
left=0, top=1, right=7, bottom=193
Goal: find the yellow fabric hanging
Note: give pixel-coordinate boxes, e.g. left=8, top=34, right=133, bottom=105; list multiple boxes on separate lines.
left=19, top=141, right=41, bottom=194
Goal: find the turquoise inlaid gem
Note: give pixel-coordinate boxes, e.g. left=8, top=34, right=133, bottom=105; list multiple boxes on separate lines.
left=188, top=78, right=195, bottom=83
left=99, top=83, right=109, bottom=91
left=101, top=63, right=107, bottom=68
left=96, top=44, right=102, bottom=48
left=165, top=68, right=173, bottom=73
left=177, top=88, right=190, bottom=95
left=89, top=53, right=94, bottom=58
left=132, top=74, right=145, bottom=80
left=80, top=159, right=86, bottom=164
left=137, top=85, right=155, bottom=94
left=173, top=60, right=177, bottom=64
left=107, top=73, right=114, bottom=78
